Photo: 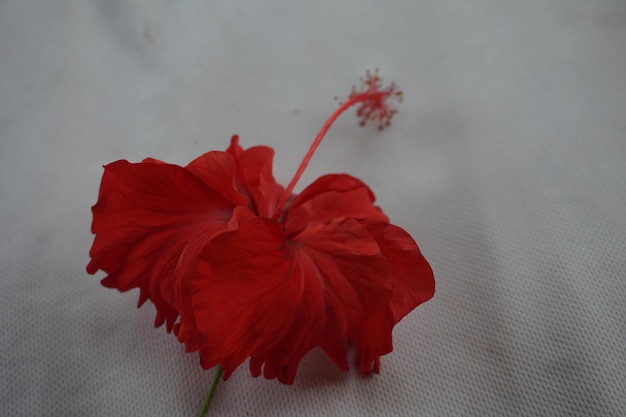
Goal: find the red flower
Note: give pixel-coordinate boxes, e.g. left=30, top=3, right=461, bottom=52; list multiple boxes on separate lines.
left=87, top=73, right=434, bottom=385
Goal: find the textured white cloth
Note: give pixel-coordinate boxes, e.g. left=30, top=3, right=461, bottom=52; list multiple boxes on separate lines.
left=2, top=1, right=625, bottom=415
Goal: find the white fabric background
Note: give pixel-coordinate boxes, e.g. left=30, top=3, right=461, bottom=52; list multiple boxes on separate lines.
left=1, top=1, right=625, bottom=416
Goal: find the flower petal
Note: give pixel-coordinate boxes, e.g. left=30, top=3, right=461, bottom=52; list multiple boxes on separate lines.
left=285, top=174, right=388, bottom=234
left=291, top=173, right=375, bottom=205
left=182, top=217, right=302, bottom=378
left=350, top=221, right=435, bottom=373
left=362, top=221, right=435, bottom=321
left=182, top=214, right=392, bottom=383
left=251, top=217, right=391, bottom=384
left=186, top=151, right=248, bottom=207
left=87, top=160, right=238, bottom=330
left=226, top=135, right=284, bottom=218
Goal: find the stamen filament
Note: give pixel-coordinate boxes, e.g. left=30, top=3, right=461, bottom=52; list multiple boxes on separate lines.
left=272, top=91, right=389, bottom=220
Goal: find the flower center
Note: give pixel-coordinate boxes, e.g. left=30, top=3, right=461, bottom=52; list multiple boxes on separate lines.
left=271, top=70, right=403, bottom=221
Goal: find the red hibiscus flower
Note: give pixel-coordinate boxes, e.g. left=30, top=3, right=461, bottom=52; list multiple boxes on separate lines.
left=87, top=72, right=434, bottom=388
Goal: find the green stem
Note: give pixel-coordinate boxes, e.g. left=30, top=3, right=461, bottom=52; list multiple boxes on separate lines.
left=196, top=365, right=223, bottom=417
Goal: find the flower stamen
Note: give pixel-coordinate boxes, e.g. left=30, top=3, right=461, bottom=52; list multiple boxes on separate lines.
left=272, top=71, right=402, bottom=220
left=349, top=69, right=403, bottom=130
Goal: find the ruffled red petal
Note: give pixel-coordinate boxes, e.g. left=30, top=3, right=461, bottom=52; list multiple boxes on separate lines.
left=226, top=135, right=284, bottom=218
left=179, top=216, right=301, bottom=379
left=185, top=151, right=248, bottom=207
left=254, top=217, right=391, bottom=384
left=351, top=221, right=435, bottom=373
left=362, top=221, right=435, bottom=322
left=285, top=174, right=388, bottom=234
left=182, top=212, right=392, bottom=383
left=87, top=159, right=240, bottom=330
